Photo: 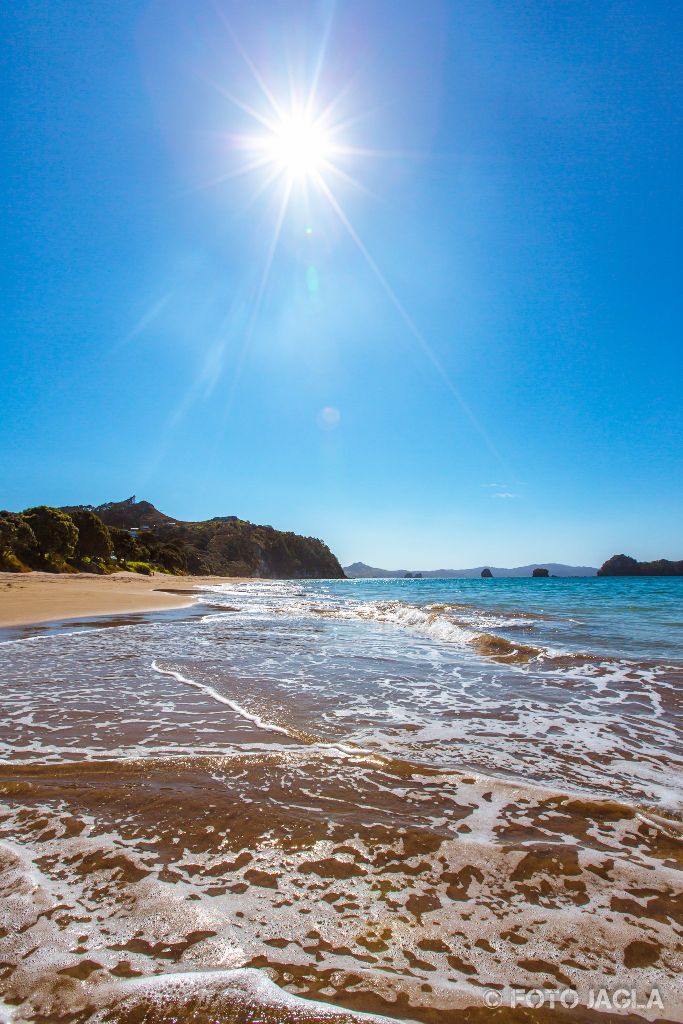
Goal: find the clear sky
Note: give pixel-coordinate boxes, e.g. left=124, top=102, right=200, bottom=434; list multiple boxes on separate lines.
left=2, top=0, right=681, bottom=568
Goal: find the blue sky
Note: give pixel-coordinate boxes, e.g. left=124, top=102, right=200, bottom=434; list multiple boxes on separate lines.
left=2, top=0, right=681, bottom=568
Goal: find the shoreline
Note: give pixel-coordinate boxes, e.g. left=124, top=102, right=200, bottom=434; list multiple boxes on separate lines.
left=0, top=570, right=246, bottom=628
left=0, top=575, right=680, bottom=1021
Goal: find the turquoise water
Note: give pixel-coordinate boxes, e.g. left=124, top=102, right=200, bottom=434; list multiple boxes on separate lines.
left=194, top=574, right=681, bottom=808
left=307, top=575, right=683, bottom=661
left=3, top=574, right=680, bottom=807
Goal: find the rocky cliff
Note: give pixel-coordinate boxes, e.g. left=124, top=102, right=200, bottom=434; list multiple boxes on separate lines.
left=56, top=498, right=346, bottom=579
left=91, top=499, right=345, bottom=579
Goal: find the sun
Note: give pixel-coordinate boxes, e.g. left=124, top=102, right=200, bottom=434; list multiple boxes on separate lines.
left=263, top=112, right=333, bottom=181
left=210, top=37, right=487, bottom=457
left=232, top=100, right=340, bottom=193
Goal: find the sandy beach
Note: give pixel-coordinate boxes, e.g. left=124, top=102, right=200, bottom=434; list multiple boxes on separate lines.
left=0, top=575, right=681, bottom=1022
left=0, top=570, right=244, bottom=628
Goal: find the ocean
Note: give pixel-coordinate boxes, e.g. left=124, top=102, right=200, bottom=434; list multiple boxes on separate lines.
left=1, top=576, right=681, bottom=1022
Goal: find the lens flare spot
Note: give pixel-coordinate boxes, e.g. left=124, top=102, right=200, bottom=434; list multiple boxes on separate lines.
left=318, top=406, right=341, bottom=429
left=306, top=266, right=319, bottom=294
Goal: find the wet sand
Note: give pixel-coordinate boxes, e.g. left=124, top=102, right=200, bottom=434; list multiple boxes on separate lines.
left=2, top=751, right=681, bottom=1022
left=1, top=580, right=681, bottom=1022
left=0, top=571, right=247, bottom=628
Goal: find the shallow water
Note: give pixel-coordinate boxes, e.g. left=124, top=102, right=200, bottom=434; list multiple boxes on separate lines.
left=0, top=577, right=681, bottom=1022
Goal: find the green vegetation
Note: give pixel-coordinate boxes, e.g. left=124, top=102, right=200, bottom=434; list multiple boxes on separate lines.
left=122, top=561, right=157, bottom=576
left=70, top=508, right=112, bottom=562
left=21, top=507, right=78, bottom=567
left=109, top=526, right=139, bottom=563
left=0, top=512, right=38, bottom=571
left=0, top=497, right=346, bottom=579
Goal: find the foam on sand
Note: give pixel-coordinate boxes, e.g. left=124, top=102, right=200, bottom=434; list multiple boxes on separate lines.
left=151, top=660, right=292, bottom=738
left=0, top=750, right=681, bottom=1022
left=1, top=576, right=681, bottom=1022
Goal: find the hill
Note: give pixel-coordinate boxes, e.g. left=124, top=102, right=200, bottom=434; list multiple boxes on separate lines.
left=1, top=498, right=345, bottom=579
left=89, top=496, right=176, bottom=530
left=597, top=554, right=683, bottom=576
left=76, top=498, right=345, bottom=579
left=344, top=561, right=597, bottom=579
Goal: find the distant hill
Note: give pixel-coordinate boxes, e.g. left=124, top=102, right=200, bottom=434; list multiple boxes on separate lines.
left=344, top=561, right=598, bottom=579
left=597, top=554, right=683, bottom=576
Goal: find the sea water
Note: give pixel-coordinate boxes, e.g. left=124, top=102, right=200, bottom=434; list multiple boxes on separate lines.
left=0, top=576, right=681, bottom=1022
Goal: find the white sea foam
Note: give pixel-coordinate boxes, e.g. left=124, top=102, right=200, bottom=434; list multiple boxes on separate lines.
left=202, top=588, right=550, bottom=659
left=150, top=661, right=291, bottom=737
left=2, top=579, right=680, bottom=809
left=97, top=968, right=396, bottom=1022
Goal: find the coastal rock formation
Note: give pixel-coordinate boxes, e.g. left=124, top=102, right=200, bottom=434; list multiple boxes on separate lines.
left=598, top=553, right=683, bottom=576
left=91, top=499, right=346, bottom=579
left=0, top=498, right=345, bottom=579
left=481, top=567, right=493, bottom=578
left=532, top=567, right=550, bottom=577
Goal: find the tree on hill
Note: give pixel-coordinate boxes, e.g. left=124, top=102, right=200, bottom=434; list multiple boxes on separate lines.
left=0, top=511, right=38, bottom=566
left=69, top=508, right=112, bottom=562
left=154, top=540, right=187, bottom=573
left=21, top=507, right=78, bottom=562
left=109, top=526, right=141, bottom=563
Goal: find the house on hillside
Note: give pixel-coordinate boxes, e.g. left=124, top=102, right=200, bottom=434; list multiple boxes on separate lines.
left=129, top=525, right=151, bottom=539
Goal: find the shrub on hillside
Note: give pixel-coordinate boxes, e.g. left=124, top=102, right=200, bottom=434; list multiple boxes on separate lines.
left=20, top=507, right=78, bottom=563
left=109, top=527, right=141, bottom=563
left=0, top=511, right=39, bottom=570
left=69, top=508, right=112, bottom=562
left=0, top=511, right=37, bottom=557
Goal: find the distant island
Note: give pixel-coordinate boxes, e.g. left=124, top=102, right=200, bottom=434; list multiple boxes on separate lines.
left=345, top=561, right=598, bottom=578
left=346, top=556, right=683, bottom=579
left=597, top=554, right=683, bottom=576
left=0, top=497, right=345, bottom=579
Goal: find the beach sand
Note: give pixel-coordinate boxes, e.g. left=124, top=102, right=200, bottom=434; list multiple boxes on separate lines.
left=0, top=570, right=245, bottom=628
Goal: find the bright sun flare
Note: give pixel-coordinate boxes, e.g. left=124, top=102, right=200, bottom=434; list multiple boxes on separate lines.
left=262, top=113, right=333, bottom=181
left=219, top=40, right=481, bottom=456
